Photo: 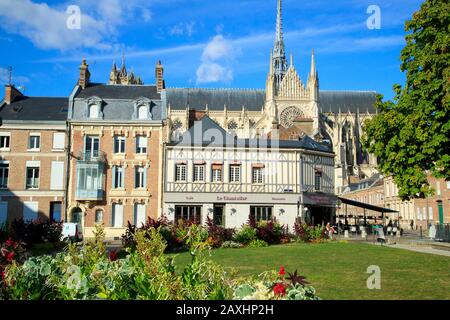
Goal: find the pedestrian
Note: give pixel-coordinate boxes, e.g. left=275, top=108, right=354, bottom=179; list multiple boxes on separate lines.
left=326, top=223, right=334, bottom=240
left=410, top=219, right=414, bottom=230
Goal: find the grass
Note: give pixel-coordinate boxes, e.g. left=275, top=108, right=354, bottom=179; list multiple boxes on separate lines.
left=169, top=242, right=450, bottom=300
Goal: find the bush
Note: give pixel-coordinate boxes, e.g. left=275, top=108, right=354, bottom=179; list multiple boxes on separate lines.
left=256, top=220, right=283, bottom=245
left=9, top=219, right=63, bottom=249
left=206, top=217, right=235, bottom=248
left=293, top=223, right=326, bottom=243
left=221, top=241, right=244, bottom=249
left=234, top=226, right=257, bottom=245
left=248, top=239, right=268, bottom=248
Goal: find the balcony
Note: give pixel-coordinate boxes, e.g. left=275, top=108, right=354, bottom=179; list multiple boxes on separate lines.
left=75, top=151, right=106, bottom=201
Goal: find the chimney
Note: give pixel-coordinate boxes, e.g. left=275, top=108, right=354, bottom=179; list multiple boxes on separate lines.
left=78, top=59, right=91, bottom=89
left=4, top=85, right=23, bottom=105
left=155, top=60, right=165, bottom=93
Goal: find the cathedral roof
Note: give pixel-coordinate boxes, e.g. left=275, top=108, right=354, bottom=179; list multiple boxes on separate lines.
left=166, top=88, right=377, bottom=114
left=76, top=83, right=160, bottom=100
left=166, top=88, right=265, bottom=111
left=320, top=91, right=377, bottom=114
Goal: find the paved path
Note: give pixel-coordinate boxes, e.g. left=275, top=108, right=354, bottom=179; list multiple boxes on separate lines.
left=385, top=243, right=450, bottom=257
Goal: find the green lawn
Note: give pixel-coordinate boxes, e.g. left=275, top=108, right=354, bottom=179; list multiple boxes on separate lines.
left=170, top=242, right=450, bottom=300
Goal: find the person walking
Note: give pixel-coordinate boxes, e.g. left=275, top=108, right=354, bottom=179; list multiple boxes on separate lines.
left=326, top=223, right=334, bottom=240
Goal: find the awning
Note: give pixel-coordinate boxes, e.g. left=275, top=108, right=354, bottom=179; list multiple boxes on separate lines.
left=338, top=197, right=398, bottom=213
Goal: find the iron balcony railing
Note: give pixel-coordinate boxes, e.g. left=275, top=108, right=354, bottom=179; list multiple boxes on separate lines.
left=77, top=150, right=107, bottom=162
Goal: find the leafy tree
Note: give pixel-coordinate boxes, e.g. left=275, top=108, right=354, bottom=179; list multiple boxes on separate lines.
left=364, top=0, right=449, bottom=200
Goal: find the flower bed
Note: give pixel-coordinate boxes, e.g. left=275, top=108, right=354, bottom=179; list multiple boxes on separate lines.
left=1, top=225, right=320, bottom=300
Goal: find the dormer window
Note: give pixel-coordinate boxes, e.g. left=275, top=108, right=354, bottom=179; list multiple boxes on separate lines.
left=88, top=104, right=99, bottom=119
left=137, top=105, right=148, bottom=120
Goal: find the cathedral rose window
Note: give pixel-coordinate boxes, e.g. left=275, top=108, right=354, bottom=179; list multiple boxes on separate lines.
left=280, top=106, right=304, bottom=128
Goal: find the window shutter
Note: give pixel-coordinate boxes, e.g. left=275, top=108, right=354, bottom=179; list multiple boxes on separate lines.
left=143, top=167, right=147, bottom=188
left=112, top=166, right=116, bottom=189
left=50, top=162, right=64, bottom=190
left=0, top=202, right=8, bottom=224
left=121, top=167, right=125, bottom=188
left=53, top=133, right=65, bottom=150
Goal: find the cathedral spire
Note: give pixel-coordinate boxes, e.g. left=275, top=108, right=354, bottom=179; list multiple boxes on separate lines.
left=272, top=0, right=287, bottom=92
left=309, top=49, right=317, bottom=78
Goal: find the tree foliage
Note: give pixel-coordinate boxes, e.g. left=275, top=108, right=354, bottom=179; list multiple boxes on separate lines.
left=364, top=0, right=450, bottom=200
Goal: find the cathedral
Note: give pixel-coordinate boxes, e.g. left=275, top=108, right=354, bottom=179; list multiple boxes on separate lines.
left=164, top=0, right=379, bottom=191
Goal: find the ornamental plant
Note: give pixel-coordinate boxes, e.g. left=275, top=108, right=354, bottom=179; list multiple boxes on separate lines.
left=206, top=217, right=235, bottom=248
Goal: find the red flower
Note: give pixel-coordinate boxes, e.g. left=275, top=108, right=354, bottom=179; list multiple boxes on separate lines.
left=279, top=266, right=286, bottom=276
left=273, top=283, right=286, bottom=297
left=109, top=250, right=118, bottom=262
left=6, top=251, right=15, bottom=263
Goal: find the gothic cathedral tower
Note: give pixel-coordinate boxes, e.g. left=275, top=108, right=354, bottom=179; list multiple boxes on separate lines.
left=265, top=0, right=319, bottom=137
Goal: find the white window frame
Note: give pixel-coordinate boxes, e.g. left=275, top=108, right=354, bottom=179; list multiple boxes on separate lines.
left=212, top=167, right=222, bottom=183
left=0, top=133, right=11, bottom=150
left=229, top=165, right=241, bottom=183
left=112, top=166, right=125, bottom=189
left=135, top=166, right=146, bottom=189
left=28, top=133, right=41, bottom=151
left=137, top=105, right=149, bottom=120
left=252, top=167, right=264, bottom=184
left=88, top=104, right=100, bottom=119
left=136, top=136, right=148, bottom=154
left=193, top=164, right=205, bottom=182
left=26, top=166, right=40, bottom=190
left=175, top=164, right=187, bottom=182
left=0, top=162, right=9, bottom=189
left=114, top=136, right=126, bottom=154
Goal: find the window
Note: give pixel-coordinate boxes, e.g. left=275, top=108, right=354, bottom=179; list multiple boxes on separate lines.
left=77, top=166, right=101, bottom=191
left=28, top=134, right=40, bottom=150
left=314, top=171, right=322, bottom=191
left=137, top=105, right=149, bottom=120
left=135, top=166, right=146, bottom=189
left=437, top=181, right=441, bottom=196
left=52, top=133, right=65, bottom=150
left=252, top=167, right=264, bottom=184
left=0, top=134, right=10, bottom=150
left=26, top=167, right=40, bottom=189
left=23, top=201, right=38, bottom=222
left=112, top=204, right=123, bottom=228
left=50, top=202, right=62, bottom=222
left=175, top=164, right=187, bottom=182
left=0, top=201, right=7, bottom=224
left=50, top=161, right=64, bottom=190
left=88, top=104, right=99, bottom=119
left=112, top=166, right=125, bottom=189
left=175, top=206, right=201, bottom=224
left=250, top=206, right=273, bottom=222
left=212, top=165, right=222, bottom=183
left=193, top=164, right=205, bottom=182
left=134, top=204, right=146, bottom=227
left=0, top=163, right=8, bottom=189
left=95, top=210, right=103, bottom=224
left=136, top=136, right=147, bottom=154
left=85, top=136, right=100, bottom=159
left=230, top=165, right=241, bottom=183
left=114, top=136, right=126, bottom=154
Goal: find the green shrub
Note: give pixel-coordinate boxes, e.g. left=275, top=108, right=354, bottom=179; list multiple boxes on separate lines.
left=248, top=239, right=269, bottom=248
left=233, top=226, right=257, bottom=245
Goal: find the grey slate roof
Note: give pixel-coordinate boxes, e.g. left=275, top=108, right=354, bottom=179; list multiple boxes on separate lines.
left=0, top=96, right=68, bottom=122
left=166, top=88, right=265, bottom=111
left=169, top=115, right=333, bottom=154
left=320, top=91, right=377, bottom=114
left=76, top=83, right=160, bottom=100
left=166, top=88, right=377, bottom=114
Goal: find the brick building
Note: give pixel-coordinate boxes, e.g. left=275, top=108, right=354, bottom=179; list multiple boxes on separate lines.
left=66, top=59, right=167, bottom=239
left=0, top=85, right=68, bottom=224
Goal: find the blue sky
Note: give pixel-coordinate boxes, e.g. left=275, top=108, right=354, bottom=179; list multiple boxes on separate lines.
left=0, top=0, right=423, bottom=99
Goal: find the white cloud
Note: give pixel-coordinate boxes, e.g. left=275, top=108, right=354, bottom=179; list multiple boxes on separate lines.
left=196, top=62, right=233, bottom=84
left=196, top=35, right=235, bottom=84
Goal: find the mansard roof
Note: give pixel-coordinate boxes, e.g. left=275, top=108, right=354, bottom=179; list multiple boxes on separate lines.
left=76, top=83, right=160, bottom=100
left=320, top=91, right=377, bottom=114
left=169, top=115, right=333, bottom=154
left=0, top=96, right=68, bottom=122
left=166, top=88, right=265, bottom=111
left=167, top=88, right=377, bottom=114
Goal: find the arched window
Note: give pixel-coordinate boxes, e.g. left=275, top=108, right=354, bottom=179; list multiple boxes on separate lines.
left=89, top=104, right=99, bottom=119
left=137, top=105, right=148, bottom=120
